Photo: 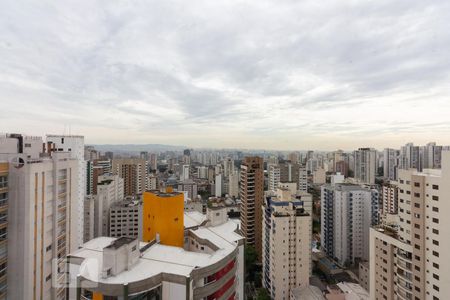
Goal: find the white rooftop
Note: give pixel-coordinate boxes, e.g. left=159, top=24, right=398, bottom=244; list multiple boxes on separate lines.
left=71, top=213, right=243, bottom=286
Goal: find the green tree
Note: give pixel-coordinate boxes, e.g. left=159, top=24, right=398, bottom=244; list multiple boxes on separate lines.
left=256, top=288, right=270, bottom=300
left=244, top=245, right=257, bottom=282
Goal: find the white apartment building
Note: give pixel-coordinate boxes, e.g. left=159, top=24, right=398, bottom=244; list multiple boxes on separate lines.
left=370, top=151, right=450, bottom=300
left=181, top=164, right=190, bottom=181
left=354, top=148, right=377, bottom=184
left=268, top=164, right=281, bottom=192
left=383, top=148, right=399, bottom=181
left=228, top=170, right=240, bottom=198
left=47, top=135, right=86, bottom=247
left=0, top=134, right=79, bottom=300
left=215, top=173, right=223, bottom=197
left=94, top=175, right=124, bottom=237
left=321, top=183, right=379, bottom=266
left=298, top=166, right=308, bottom=192
left=262, top=188, right=312, bottom=300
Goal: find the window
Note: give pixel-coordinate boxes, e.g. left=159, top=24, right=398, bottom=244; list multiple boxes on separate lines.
left=432, top=195, right=439, bottom=201
left=432, top=218, right=439, bottom=224
left=432, top=185, right=439, bottom=190
left=433, top=285, right=439, bottom=292
left=414, top=193, right=420, bottom=197
left=414, top=182, right=420, bottom=187
left=433, top=240, right=439, bottom=246
left=432, top=207, right=439, bottom=212
left=433, top=262, right=439, bottom=269
left=433, top=273, right=439, bottom=280
left=432, top=251, right=439, bottom=257
left=432, top=228, right=439, bottom=235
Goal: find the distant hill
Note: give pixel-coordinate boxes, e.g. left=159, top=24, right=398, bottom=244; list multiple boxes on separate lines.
left=89, top=144, right=187, bottom=153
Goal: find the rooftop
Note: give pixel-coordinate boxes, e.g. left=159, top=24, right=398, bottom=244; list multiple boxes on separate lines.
left=70, top=212, right=243, bottom=286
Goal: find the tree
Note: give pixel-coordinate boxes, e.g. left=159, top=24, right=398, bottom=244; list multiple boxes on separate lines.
left=244, top=245, right=257, bottom=282
left=256, top=288, right=270, bottom=300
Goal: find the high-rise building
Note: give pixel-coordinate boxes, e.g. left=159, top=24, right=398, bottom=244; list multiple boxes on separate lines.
left=0, top=134, right=79, bottom=299
left=381, top=182, right=398, bottom=217
left=370, top=151, right=450, bottom=300
left=383, top=148, right=399, bottom=181
left=240, top=156, right=264, bottom=261
left=47, top=134, right=86, bottom=247
left=298, top=166, right=308, bottom=192
left=112, top=158, right=148, bottom=196
left=149, top=153, right=157, bottom=171
left=399, top=143, right=420, bottom=171
left=215, top=173, right=223, bottom=197
left=335, top=160, right=349, bottom=177
left=139, top=151, right=149, bottom=161
left=223, top=157, right=235, bottom=177
left=177, top=179, right=198, bottom=200
left=0, top=162, right=8, bottom=299
left=268, top=164, right=280, bottom=192
left=262, top=188, right=312, bottom=299
left=181, top=164, right=190, bottom=181
left=228, top=170, right=240, bottom=198
left=279, top=162, right=301, bottom=183
left=354, top=148, right=377, bottom=184
left=321, top=183, right=379, bottom=266
left=94, top=175, right=124, bottom=237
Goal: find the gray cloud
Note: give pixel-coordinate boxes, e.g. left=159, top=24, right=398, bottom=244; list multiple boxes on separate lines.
left=1, top=0, right=450, bottom=149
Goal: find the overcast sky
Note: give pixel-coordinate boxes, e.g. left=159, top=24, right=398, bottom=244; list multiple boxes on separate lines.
left=1, top=0, right=450, bottom=150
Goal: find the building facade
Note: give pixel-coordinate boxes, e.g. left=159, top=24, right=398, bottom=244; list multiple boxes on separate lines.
left=262, top=189, right=311, bottom=300
left=47, top=135, right=86, bottom=247
left=112, top=158, right=147, bottom=196
left=240, top=156, right=264, bottom=261
left=321, top=183, right=379, bottom=266
left=354, top=148, right=377, bottom=184
left=0, top=134, right=79, bottom=300
left=370, top=151, right=450, bottom=300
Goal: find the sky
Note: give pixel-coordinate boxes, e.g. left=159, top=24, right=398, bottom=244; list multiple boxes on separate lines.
left=1, top=0, right=450, bottom=150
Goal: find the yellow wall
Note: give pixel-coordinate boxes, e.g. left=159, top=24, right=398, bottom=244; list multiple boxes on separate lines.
left=92, top=292, right=103, bottom=300
left=142, top=191, right=184, bottom=247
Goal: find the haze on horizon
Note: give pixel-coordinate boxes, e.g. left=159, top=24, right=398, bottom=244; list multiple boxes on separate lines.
left=1, top=0, right=450, bottom=151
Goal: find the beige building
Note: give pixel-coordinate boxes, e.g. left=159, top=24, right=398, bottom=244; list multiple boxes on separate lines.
left=313, top=168, right=326, bottom=184
left=240, top=156, right=264, bottom=261
left=0, top=163, right=8, bottom=299
left=262, top=187, right=312, bottom=300
left=112, top=158, right=147, bottom=196
left=0, top=134, right=79, bottom=300
left=381, top=182, right=398, bottom=218
left=370, top=151, right=450, bottom=300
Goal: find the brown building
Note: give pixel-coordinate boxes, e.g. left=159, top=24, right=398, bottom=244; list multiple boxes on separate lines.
left=240, top=156, right=264, bottom=261
left=335, top=160, right=349, bottom=177
left=112, top=158, right=148, bottom=196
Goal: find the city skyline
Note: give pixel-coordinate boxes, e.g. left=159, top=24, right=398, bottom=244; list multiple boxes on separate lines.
left=2, top=1, right=450, bottom=150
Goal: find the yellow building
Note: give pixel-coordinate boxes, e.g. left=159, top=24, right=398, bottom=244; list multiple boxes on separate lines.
left=142, top=190, right=184, bottom=247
